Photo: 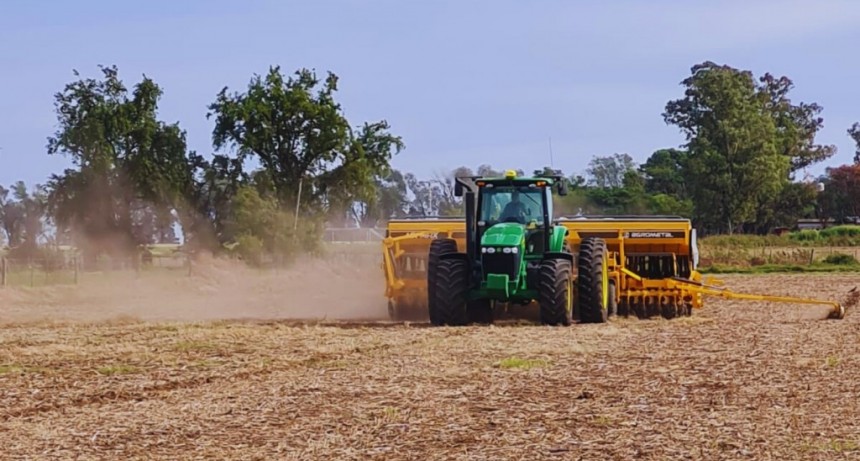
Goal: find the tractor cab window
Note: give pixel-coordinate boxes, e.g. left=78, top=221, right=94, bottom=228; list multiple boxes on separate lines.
left=480, top=185, right=545, bottom=225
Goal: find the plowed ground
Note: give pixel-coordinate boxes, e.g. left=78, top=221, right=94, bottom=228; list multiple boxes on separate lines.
left=2, top=273, right=860, bottom=460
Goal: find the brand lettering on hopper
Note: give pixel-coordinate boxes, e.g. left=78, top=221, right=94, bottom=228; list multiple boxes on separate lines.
left=629, top=232, right=675, bottom=238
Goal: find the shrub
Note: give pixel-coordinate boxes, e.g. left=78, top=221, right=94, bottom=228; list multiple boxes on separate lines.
left=823, top=253, right=858, bottom=266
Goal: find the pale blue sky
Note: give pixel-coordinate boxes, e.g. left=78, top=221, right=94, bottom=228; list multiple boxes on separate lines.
left=1, top=0, right=859, bottom=188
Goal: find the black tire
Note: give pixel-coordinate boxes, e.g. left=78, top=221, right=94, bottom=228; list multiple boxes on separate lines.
left=427, top=238, right=458, bottom=323
left=608, top=281, right=617, bottom=317
left=577, top=237, right=609, bottom=324
left=538, top=258, right=573, bottom=326
left=430, top=258, right=469, bottom=326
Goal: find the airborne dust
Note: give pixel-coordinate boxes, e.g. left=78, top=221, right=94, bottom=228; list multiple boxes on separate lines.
left=0, top=253, right=389, bottom=325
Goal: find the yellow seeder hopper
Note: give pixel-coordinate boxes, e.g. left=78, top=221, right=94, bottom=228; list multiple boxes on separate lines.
left=381, top=172, right=845, bottom=324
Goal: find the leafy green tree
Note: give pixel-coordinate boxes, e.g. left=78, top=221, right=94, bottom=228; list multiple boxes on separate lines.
left=639, top=148, right=688, bottom=197
left=648, top=194, right=693, bottom=216
left=758, top=73, right=836, bottom=173
left=750, top=73, right=835, bottom=232
left=663, top=61, right=789, bottom=234
left=752, top=181, right=819, bottom=232
left=207, top=67, right=403, bottom=224
left=45, top=66, right=195, bottom=263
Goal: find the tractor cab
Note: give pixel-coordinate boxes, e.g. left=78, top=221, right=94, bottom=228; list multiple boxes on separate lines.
left=454, top=170, right=571, bottom=301
left=475, top=171, right=557, bottom=256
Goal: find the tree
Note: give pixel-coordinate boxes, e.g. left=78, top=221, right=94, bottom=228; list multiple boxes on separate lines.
left=0, top=183, right=24, bottom=247
left=819, top=164, right=860, bottom=223
left=586, top=154, right=635, bottom=188
left=177, top=152, right=246, bottom=251
left=0, top=185, right=15, bottom=246
left=663, top=61, right=789, bottom=234
left=15, top=182, right=47, bottom=254
left=207, top=66, right=403, bottom=223
left=753, top=181, right=819, bottom=232
left=431, top=166, right=473, bottom=216
left=45, top=66, right=195, bottom=263
left=758, top=73, right=836, bottom=174
left=849, top=123, right=860, bottom=164
left=477, top=164, right=503, bottom=177
left=350, top=169, right=408, bottom=226
left=639, top=149, right=688, bottom=197
left=0, top=182, right=47, bottom=257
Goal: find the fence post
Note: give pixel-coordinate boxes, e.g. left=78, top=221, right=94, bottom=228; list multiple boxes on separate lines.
left=1, top=257, right=5, bottom=287
left=74, top=256, right=79, bottom=284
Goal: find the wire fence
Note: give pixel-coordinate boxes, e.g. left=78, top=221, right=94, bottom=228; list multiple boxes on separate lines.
left=1, top=257, right=79, bottom=288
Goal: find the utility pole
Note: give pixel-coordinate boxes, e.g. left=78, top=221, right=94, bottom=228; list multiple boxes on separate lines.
left=293, top=176, right=304, bottom=246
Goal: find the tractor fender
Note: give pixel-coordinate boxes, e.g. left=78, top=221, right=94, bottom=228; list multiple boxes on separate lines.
left=549, top=226, right=569, bottom=252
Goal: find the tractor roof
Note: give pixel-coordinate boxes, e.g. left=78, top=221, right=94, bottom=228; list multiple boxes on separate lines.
left=473, top=169, right=556, bottom=185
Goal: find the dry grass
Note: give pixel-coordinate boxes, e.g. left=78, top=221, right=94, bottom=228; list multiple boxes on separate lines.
left=1, top=269, right=860, bottom=459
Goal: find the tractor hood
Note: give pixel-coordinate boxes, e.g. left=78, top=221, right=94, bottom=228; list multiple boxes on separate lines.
left=481, top=223, right=525, bottom=247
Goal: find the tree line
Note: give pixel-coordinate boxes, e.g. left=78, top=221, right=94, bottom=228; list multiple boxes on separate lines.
left=2, top=61, right=860, bottom=265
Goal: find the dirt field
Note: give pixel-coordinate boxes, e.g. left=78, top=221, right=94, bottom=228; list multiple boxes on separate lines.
left=2, top=263, right=860, bottom=459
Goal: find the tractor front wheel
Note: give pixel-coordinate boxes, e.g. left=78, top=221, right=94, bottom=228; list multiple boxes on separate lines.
left=430, top=257, right=469, bottom=326
left=577, top=237, right=609, bottom=324
left=538, top=258, right=573, bottom=326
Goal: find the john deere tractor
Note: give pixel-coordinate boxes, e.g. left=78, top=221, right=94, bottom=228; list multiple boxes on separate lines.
left=427, top=170, right=609, bottom=326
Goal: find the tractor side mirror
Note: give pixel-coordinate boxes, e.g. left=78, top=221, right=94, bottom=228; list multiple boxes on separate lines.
left=455, top=181, right=464, bottom=197
left=557, top=179, right=569, bottom=196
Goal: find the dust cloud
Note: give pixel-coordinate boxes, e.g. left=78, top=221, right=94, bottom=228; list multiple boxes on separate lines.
left=0, top=254, right=389, bottom=325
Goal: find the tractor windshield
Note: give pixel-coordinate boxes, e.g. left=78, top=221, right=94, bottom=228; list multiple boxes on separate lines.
left=479, top=185, right=545, bottom=225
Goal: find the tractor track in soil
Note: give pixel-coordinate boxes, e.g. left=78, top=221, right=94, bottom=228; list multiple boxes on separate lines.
left=1, top=273, right=860, bottom=459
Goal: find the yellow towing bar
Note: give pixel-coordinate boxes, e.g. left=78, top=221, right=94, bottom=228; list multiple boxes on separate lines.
left=667, top=277, right=845, bottom=319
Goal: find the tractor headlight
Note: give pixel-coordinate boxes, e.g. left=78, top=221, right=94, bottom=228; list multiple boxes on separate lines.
left=486, top=247, right=496, bottom=254
left=502, top=247, right=511, bottom=254
left=510, top=247, right=518, bottom=253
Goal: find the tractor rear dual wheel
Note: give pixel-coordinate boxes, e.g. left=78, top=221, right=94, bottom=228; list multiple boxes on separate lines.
left=577, top=237, right=609, bottom=324
left=427, top=238, right=458, bottom=324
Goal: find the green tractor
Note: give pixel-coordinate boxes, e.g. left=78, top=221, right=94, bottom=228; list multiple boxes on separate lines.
left=427, top=170, right=610, bottom=326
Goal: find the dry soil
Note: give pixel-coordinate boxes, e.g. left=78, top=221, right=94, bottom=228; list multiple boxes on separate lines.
left=1, top=266, right=859, bottom=460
